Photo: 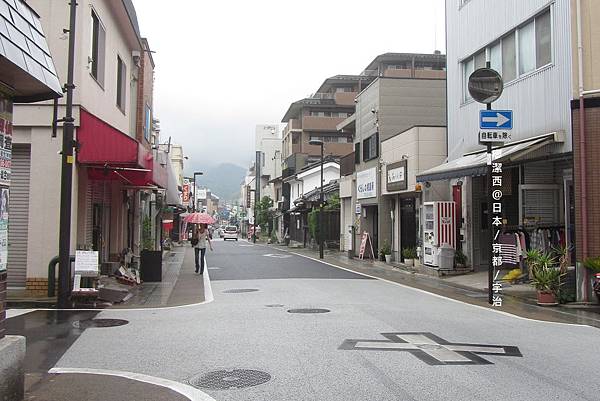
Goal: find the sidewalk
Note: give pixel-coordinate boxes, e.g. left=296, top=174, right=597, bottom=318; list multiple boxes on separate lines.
left=268, top=243, right=600, bottom=329
left=7, top=244, right=208, bottom=309
left=111, top=244, right=207, bottom=308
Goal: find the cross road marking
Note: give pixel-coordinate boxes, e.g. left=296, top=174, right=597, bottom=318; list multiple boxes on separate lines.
left=340, top=332, right=522, bottom=365
left=263, top=254, right=292, bottom=259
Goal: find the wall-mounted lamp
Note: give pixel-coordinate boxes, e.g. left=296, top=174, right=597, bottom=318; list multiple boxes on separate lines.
left=456, top=180, right=463, bottom=186
left=425, top=182, right=431, bottom=188
left=401, top=155, right=409, bottom=160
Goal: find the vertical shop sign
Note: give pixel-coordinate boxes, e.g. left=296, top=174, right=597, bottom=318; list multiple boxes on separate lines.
left=0, top=95, right=12, bottom=273
left=491, top=162, right=503, bottom=307
left=182, top=179, right=190, bottom=204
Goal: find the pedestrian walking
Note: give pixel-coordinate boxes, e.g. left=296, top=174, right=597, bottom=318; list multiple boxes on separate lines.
left=192, top=223, right=213, bottom=274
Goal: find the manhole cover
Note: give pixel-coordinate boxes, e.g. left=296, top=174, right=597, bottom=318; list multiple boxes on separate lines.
left=222, top=289, right=259, bottom=294
left=72, top=318, right=129, bottom=329
left=287, top=308, right=330, bottom=314
left=188, top=369, right=271, bottom=390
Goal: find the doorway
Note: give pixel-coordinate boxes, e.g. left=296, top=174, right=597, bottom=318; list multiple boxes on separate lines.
left=400, top=198, right=416, bottom=260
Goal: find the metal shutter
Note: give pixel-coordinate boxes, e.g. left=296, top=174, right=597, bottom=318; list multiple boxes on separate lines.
left=7, top=144, right=31, bottom=288
left=522, top=162, right=560, bottom=225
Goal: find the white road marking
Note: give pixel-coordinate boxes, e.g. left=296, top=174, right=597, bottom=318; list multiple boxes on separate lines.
left=263, top=254, right=292, bottom=259
left=47, top=367, right=216, bottom=401
left=6, top=309, right=36, bottom=319
left=255, top=244, right=595, bottom=328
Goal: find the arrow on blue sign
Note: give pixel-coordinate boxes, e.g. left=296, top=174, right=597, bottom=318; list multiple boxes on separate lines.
left=480, top=110, right=513, bottom=130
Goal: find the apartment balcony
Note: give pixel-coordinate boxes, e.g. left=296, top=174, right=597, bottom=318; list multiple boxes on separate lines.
left=340, top=152, right=355, bottom=176
left=414, top=69, right=446, bottom=79
left=302, top=116, right=346, bottom=131
left=283, top=118, right=302, bottom=136
left=304, top=141, right=353, bottom=158
left=383, top=68, right=413, bottom=78
left=334, top=91, right=357, bottom=106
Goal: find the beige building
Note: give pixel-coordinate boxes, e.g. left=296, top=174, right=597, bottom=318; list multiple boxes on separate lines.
left=10, top=0, right=165, bottom=295
left=339, top=52, right=447, bottom=257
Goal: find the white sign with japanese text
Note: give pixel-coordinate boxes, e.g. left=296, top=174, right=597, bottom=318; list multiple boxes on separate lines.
left=357, top=168, right=377, bottom=199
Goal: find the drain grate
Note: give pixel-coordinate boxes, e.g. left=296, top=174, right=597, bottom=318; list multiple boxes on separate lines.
left=222, top=289, right=259, bottom=293
left=188, top=369, right=271, bottom=390
left=72, top=318, right=129, bottom=329
left=287, top=308, right=330, bottom=314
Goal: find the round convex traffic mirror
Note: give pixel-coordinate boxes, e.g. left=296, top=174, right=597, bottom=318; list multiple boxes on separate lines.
left=468, top=68, right=504, bottom=104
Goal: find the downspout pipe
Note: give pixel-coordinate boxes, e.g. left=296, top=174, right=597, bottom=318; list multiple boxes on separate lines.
left=577, top=0, right=589, bottom=302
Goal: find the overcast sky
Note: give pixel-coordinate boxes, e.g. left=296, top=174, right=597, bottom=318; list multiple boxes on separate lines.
left=132, top=0, right=446, bottom=172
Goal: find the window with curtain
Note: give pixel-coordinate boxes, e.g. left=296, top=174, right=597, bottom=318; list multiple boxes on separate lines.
left=502, top=32, right=516, bottom=82
left=536, top=10, right=552, bottom=68
left=116, top=56, right=126, bottom=111
left=519, top=20, right=535, bottom=75
left=90, top=10, right=105, bottom=86
left=489, top=42, right=502, bottom=74
left=463, top=57, right=474, bottom=101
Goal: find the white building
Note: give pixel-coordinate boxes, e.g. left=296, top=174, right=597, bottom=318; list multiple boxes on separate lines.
left=418, top=1, right=574, bottom=271
left=255, top=124, right=281, bottom=202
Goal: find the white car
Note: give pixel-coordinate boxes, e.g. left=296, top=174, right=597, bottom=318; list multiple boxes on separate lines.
left=223, top=226, right=239, bottom=241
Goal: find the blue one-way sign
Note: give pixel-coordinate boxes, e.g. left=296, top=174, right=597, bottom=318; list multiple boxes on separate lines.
left=480, top=110, right=513, bottom=130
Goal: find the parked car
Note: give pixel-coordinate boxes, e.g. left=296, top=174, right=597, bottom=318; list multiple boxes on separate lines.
left=223, top=226, right=239, bottom=241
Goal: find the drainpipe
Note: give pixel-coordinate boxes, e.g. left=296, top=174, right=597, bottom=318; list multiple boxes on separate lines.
left=577, top=0, right=588, bottom=302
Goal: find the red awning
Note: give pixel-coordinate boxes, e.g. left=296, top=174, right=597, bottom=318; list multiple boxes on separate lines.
left=77, top=109, right=168, bottom=188
left=77, top=109, right=142, bottom=166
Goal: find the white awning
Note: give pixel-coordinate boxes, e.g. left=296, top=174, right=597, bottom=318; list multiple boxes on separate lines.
left=417, top=132, right=564, bottom=182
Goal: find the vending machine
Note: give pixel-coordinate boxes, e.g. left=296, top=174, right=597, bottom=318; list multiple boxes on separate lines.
left=423, top=201, right=456, bottom=267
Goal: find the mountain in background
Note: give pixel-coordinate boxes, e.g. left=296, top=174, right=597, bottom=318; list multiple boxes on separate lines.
left=196, top=163, right=247, bottom=204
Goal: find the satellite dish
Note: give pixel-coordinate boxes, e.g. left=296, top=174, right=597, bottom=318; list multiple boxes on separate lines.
left=468, top=68, right=504, bottom=104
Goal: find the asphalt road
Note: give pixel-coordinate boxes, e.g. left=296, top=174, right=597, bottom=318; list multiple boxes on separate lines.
left=13, top=240, right=600, bottom=400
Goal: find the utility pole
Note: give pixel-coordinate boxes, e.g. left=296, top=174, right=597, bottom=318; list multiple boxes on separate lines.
left=254, top=151, right=260, bottom=243
left=58, top=0, right=78, bottom=308
left=309, top=139, right=325, bottom=259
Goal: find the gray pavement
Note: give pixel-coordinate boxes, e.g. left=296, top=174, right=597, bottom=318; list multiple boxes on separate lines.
left=7, top=239, right=600, bottom=400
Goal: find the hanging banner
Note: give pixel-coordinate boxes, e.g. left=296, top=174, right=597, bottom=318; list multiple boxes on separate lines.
left=182, top=178, right=190, bottom=204
left=0, top=95, right=12, bottom=273
left=491, top=162, right=504, bottom=307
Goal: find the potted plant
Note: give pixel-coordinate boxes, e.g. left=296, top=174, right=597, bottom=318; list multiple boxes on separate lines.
left=583, top=257, right=600, bottom=303
left=454, top=249, right=468, bottom=269
left=380, top=241, right=392, bottom=264
left=529, top=252, right=563, bottom=306
left=402, top=247, right=416, bottom=267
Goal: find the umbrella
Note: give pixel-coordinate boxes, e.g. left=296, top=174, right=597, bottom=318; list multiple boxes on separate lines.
left=183, top=212, right=216, bottom=225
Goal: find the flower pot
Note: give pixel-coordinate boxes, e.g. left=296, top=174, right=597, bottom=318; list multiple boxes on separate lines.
left=385, top=254, right=392, bottom=264
left=536, top=291, right=558, bottom=306
left=404, top=259, right=414, bottom=267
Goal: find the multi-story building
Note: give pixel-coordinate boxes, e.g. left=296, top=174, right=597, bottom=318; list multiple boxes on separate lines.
left=281, top=75, right=373, bottom=177
left=340, top=52, right=447, bottom=257
left=255, top=124, right=281, bottom=202
left=418, top=0, right=583, bottom=292
left=572, top=0, right=600, bottom=302
left=10, top=0, right=168, bottom=295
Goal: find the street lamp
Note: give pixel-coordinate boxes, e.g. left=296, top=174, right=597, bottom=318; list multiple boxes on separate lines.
left=193, top=171, right=203, bottom=212
left=309, top=139, right=324, bottom=259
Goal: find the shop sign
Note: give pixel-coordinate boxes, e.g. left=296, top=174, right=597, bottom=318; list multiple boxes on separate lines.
left=198, top=189, right=207, bottom=199
left=0, top=95, right=12, bottom=273
left=74, top=250, right=99, bottom=275
left=386, top=160, right=407, bottom=192
left=182, top=179, right=190, bottom=204
left=355, top=202, right=361, bottom=215
left=357, top=168, right=377, bottom=199
left=491, top=162, right=503, bottom=307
